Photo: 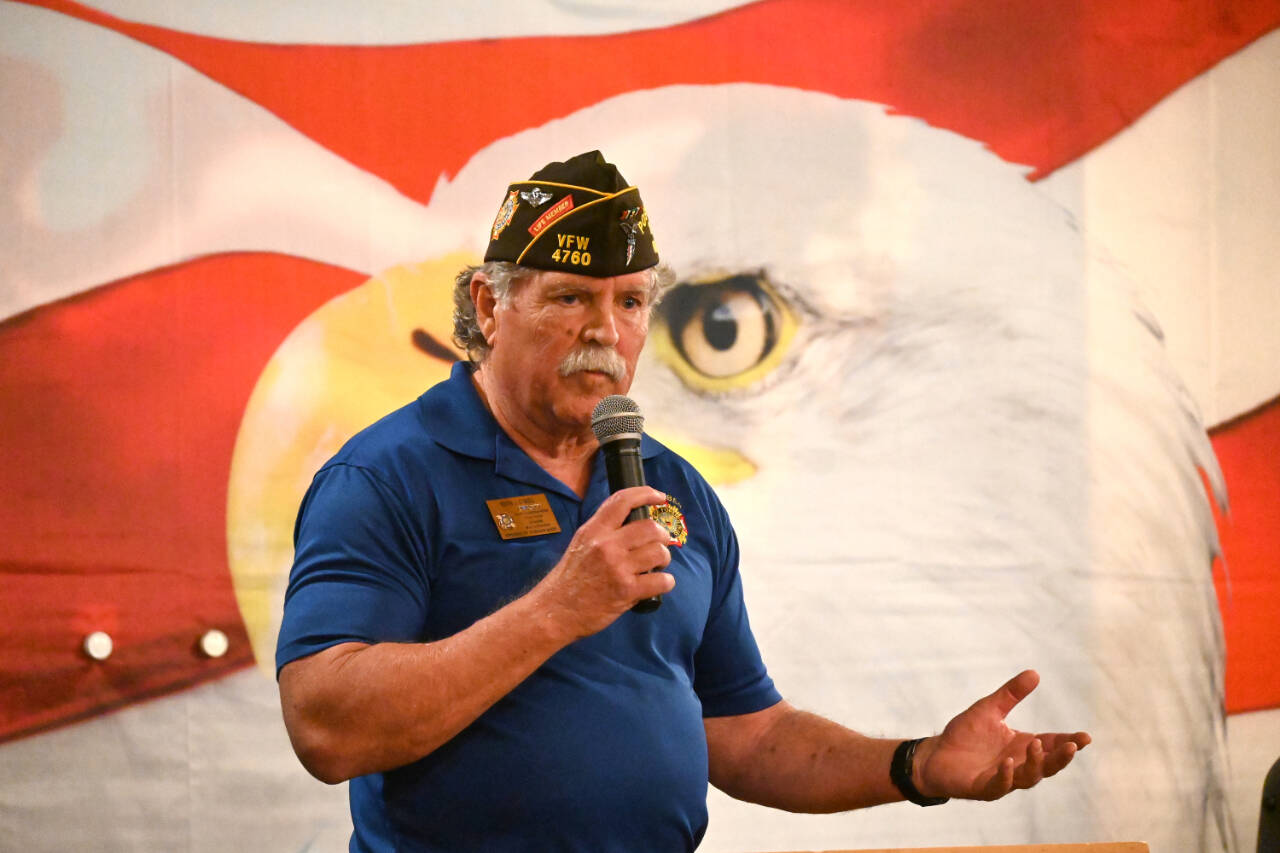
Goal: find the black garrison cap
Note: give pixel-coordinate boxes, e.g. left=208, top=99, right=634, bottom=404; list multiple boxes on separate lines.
left=484, top=150, right=659, bottom=277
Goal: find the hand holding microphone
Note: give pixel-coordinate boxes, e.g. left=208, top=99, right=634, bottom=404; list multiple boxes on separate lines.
left=591, top=395, right=665, bottom=613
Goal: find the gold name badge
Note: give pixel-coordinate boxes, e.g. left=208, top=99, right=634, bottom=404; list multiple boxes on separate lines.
left=485, top=493, right=562, bottom=540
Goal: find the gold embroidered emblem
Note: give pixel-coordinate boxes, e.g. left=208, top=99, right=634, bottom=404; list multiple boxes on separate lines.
left=490, top=190, right=519, bottom=241
left=648, top=494, right=688, bottom=547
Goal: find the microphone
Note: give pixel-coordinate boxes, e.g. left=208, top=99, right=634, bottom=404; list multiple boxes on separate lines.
left=591, top=395, right=662, bottom=614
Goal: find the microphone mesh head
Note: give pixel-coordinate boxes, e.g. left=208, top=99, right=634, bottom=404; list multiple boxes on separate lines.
left=591, top=395, right=645, bottom=442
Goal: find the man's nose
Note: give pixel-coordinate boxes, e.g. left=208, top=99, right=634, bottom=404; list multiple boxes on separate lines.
left=582, top=301, right=621, bottom=347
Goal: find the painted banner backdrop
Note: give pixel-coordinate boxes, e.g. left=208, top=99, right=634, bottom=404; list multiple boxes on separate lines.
left=2, top=1, right=1278, bottom=851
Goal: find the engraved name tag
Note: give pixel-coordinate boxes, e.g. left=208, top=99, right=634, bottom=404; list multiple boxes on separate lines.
left=485, top=493, right=562, bottom=540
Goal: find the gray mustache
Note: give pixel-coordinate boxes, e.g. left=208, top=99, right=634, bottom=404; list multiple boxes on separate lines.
left=558, top=346, right=627, bottom=382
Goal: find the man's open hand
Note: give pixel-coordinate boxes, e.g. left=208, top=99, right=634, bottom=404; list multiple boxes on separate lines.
left=914, top=670, right=1091, bottom=801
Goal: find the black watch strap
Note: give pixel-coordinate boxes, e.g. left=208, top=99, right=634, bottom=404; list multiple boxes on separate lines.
left=890, top=738, right=950, bottom=806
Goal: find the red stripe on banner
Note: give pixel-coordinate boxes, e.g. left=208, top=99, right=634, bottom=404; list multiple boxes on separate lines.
left=19, top=0, right=1280, bottom=202
left=0, top=254, right=364, bottom=742
left=1211, top=396, right=1280, bottom=714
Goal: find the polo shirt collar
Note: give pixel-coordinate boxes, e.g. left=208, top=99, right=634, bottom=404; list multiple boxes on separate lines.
left=417, top=361, right=497, bottom=460
left=419, top=361, right=663, bottom=497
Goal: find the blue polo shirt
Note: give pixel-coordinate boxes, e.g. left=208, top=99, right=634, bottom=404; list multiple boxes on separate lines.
left=277, top=361, right=780, bottom=852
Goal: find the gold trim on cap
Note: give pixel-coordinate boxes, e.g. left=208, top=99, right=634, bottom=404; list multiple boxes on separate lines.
left=508, top=180, right=610, bottom=198
left=514, top=186, right=641, bottom=265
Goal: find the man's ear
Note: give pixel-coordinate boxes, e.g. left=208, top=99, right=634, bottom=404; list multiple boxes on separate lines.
left=470, top=273, right=498, bottom=347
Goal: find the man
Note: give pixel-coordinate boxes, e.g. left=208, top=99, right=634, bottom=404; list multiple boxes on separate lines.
left=276, top=151, right=1090, bottom=852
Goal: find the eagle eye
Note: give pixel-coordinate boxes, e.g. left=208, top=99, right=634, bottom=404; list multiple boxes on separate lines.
left=655, top=273, right=796, bottom=392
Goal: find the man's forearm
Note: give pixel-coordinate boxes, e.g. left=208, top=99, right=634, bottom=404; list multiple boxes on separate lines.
left=707, top=671, right=1090, bottom=811
left=279, top=586, right=576, bottom=784
left=705, top=702, right=910, bottom=813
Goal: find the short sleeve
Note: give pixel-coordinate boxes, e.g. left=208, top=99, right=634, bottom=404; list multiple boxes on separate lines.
left=692, top=506, right=781, bottom=717
left=275, top=463, right=432, bottom=675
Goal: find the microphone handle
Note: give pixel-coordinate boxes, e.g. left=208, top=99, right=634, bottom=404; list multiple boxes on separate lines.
left=603, top=439, right=663, bottom=613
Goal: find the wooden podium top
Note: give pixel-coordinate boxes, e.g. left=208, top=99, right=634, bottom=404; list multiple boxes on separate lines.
left=770, top=844, right=1149, bottom=853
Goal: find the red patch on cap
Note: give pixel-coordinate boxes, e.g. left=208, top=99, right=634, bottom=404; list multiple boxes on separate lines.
left=528, top=195, right=574, bottom=237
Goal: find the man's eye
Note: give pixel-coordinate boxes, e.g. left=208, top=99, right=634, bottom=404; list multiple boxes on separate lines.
left=557, top=293, right=580, bottom=305
left=654, top=274, right=796, bottom=391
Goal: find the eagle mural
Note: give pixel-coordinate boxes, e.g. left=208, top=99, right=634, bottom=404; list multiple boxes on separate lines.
left=2, top=2, right=1278, bottom=851
left=222, top=86, right=1233, bottom=851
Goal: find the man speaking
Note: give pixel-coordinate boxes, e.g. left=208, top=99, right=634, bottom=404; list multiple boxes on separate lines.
left=276, top=151, right=1090, bottom=852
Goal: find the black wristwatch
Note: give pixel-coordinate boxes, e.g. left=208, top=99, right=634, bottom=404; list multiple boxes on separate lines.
left=890, top=738, right=950, bottom=806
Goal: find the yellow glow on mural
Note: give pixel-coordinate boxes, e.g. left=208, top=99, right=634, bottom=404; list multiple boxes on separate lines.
left=226, top=254, right=472, bottom=671
left=649, top=432, right=757, bottom=486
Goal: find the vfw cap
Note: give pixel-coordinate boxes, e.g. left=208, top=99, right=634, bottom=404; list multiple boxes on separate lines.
left=484, top=150, right=659, bottom=277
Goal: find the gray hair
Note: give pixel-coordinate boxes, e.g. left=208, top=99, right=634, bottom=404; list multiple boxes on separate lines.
left=451, top=261, right=676, bottom=362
